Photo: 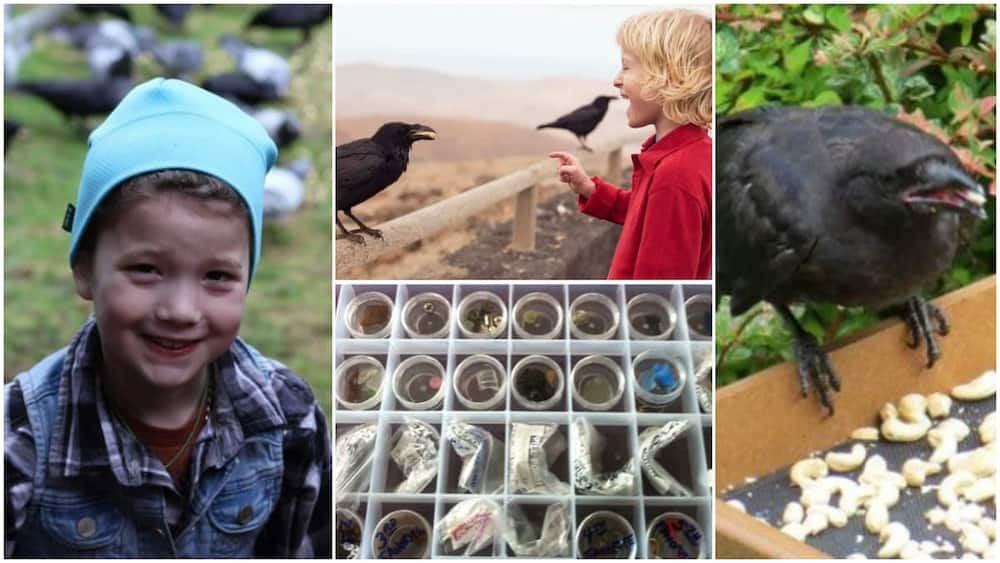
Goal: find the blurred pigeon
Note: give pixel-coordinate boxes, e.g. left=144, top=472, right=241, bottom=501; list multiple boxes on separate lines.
left=14, top=49, right=133, bottom=122
left=77, top=4, right=132, bottom=22
left=132, top=25, right=159, bottom=53
left=51, top=20, right=140, bottom=56
left=252, top=107, right=302, bottom=148
left=5, top=119, right=22, bottom=154
left=219, top=35, right=291, bottom=96
left=263, top=158, right=310, bottom=220
left=4, top=34, right=31, bottom=87
left=88, top=44, right=134, bottom=80
left=202, top=72, right=281, bottom=105
left=245, top=4, right=331, bottom=43
left=152, top=40, right=204, bottom=78
left=154, top=4, right=192, bottom=28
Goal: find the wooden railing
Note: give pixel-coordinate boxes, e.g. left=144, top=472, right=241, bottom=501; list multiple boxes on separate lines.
left=336, top=138, right=635, bottom=272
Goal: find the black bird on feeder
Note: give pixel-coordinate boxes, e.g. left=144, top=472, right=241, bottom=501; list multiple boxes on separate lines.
left=537, top=95, right=616, bottom=152
left=336, top=122, right=437, bottom=243
left=717, top=106, right=988, bottom=414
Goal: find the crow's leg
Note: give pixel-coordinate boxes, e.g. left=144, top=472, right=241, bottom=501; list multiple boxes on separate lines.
left=336, top=214, right=366, bottom=244
left=577, top=136, right=594, bottom=152
left=343, top=209, right=384, bottom=239
left=775, top=304, right=841, bottom=414
left=900, top=296, right=948, bottom=368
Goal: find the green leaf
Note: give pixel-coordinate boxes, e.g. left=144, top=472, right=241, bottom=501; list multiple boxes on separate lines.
left=826, top=6, right=851, bottom=32
left=961, top=21, right=973, bottom=46
left=733, top=86, right=768, bottom=111
left=803, top=7, right=825, bottom=25
left=806, top=90, right=843, bottom=107
left=784, top=40, right=812, bottom=75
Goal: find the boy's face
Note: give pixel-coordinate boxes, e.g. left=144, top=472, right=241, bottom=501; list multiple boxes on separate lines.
left=614, top=49, right=661, bottom=129
left=73, top=194, right=250, bottom=392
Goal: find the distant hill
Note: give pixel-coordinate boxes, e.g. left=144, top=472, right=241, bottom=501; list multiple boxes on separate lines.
left=336, top=115, right=590, bottom=162
left=336, top=63, right=640, bottom=152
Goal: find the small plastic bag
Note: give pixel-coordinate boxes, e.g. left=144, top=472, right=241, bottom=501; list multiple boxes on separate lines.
left=390, top=418, right=439, bottom=493
left=571, top=417, right=635, bottom=495
left=504, top=501, right=571, bottom=557
left=335, top=424, right=378, bottom=494
left=438, top=498, right=501, bottom=556
left=446, top=419, right=504, bottom=494
left=509, top=422, right=571, bottom=495
left=639, top=420, right=694, bottom=496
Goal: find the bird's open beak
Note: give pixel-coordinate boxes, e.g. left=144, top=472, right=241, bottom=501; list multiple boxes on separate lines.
left=409, top=126, right=437, bottom=142
left=900, top=161, right=988, bottom=219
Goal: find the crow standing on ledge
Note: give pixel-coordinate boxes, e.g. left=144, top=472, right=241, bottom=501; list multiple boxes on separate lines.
left=245, top=4, right=332, bottom=44
left=537, top=95, right=616, bottom=152
left=717, top=106, right=988, bottom=414
left=336, top=122, right=437, bottom=244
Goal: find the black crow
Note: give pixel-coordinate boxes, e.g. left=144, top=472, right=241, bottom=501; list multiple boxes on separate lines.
left=219, top=35, right=291, bottom=96
left=14, top=50, right=133, bottom=124
left=537, top=95, right=616, bottom=152
left=5, top=119, right=22, bottom=154
left=336, top=122, right=437, bottom=243
left=717, top=106, right=988, bottom=413
left=202, top=72, right=281, bottom=105
left=154, top=4, right=192, bottom=28
left=252, top=107, right=302, bottom=148
left=77, top=4, right=132, bottom=21
left=245, top=4, right=332, bottom=44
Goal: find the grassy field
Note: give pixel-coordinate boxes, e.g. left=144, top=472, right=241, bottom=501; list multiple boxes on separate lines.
left=4, top=5, right=332, bottom=417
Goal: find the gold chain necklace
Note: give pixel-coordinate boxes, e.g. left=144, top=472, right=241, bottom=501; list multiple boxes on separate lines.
left=107, top=372, right=214, bottom=470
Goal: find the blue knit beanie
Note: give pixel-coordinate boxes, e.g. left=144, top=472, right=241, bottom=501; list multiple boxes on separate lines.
left=68, top=77, right=278, bottom=280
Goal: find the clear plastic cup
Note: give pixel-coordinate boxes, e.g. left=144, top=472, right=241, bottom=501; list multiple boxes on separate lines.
left=512, top=292, right=564, bottom=339
left=372, top=509, right=431, bottom=558
left=335, top=507, right=364, bottom=558
left=457, top=291, right=508, bottom=339
left=571, top=355, right=625, bottom=411
left=392, top=355, right=446, bottom=410
left=575, top=511, right=637, bottom=559
left=569, top=293, right=620, bottom=340
left=402, top=292, right=451, bottom=339
left=684, top=294, right=712, bottom=340
left=511, top=355, right=565, bottom=410
left=626, top=293, right=677, bottom=340
left=453, top=355, right=507, bottom=410
left=335, top=355, right=385, bottom=410
left=345, top=292, right=394, bottom=339
left=632, top=351, right=687, bottom=409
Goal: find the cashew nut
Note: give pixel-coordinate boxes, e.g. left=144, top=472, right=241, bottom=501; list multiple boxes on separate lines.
left=979, top=517, right=996, bottom=540
left=929, top=431, right=958, bottom=465
left=979, top=412, right=995, bottom=444
left=926, top=507, right=947, bottom=525
left=789, top=458, right=828, bottom=487
left=927, top=392, right=952, bottom=418
left=938, top=470, right=977, bottom=506
left=782, top=501, right=804, bottom=525
left=851, top=426, right=880, bottom=441
left=821, top=476, right=872, bottom=515
left=800, top=481, right=832, bottom=507
left=962, top=478, right=996, bottom=502
left=878, top=522, right=910, bottom=558
left=881, top=415, right=931, bottom=442
left=960, top=522, right=990, bottom=554
left=780, top=522, right=809, bottom=541
left=846, top=554, right=867, bottom=560
left=933, top=418, right=971, bottom=442
left=898, top=393, right=928, bottom=422
left=880, top=401, right=899, bottom=422
left=866, top=501, right=890, bottom=534
left=802, top=510, right=829, bottom=535
left=899, top=540, right=923, bottom=559
left=808, top=504, right=847, bottom=528
left=948, top=444, right=996, bottom=477
left=951, top=370, right=997, bottom=401
left=825, top=444, right=867, bottom=472
left=726, top=499, right=746, bottom=513
left=902, top=458, right=942, bottom=487
left=872, top=481, right=901, bottom=507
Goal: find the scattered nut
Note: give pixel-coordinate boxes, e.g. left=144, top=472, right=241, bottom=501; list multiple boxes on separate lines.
left=979, top=412, right=995, bottom=444
left=866, top=501, right=889, bottom=534
left=898, top=393, right=928, bottom=422
left=808, top=504, right=847, bottom=528
left=880, top=402, right=899, bottom=421
left=929, top=431, right=959, bottom=465
left=826, top=444, right=867, bottom=472
left=962, top=478, right=995, bottom=503
left=902, top=458, right=941, bottom=487
left=726, top=499, right=746, bottom=513
left=951, top=370, right=997, bottom=401
left=927, top=392, right=952, bottom=418
left=934, top=418, right=972, bottom=442
left=790, top=458, right=828, bottom=487
left=938, top=471, right=977, bottom=506
left=780, top=522, right=809, bottom=541
left=881, top=416, right=931, bottom=442
left=925, top=507, right=947, bottom=525
left=800, top=482, right=832, bottom=507
left=960, top=522, right=990, bottom=554
left=851, top=427, right=880, bottom=441
left=899, top=540, right=923, bottom=559
left=803, top=510, right=829, bottom=535
left=979, top=517, right=996, bottom=540
left=782, top=501, right=804, bottom=526
left=947, top=444, right=996, bottom=477
left=878, top=522, right=910, bottom=558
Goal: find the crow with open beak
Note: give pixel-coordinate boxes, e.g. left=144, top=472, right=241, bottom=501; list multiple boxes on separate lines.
left=717, top=106, right=988, bottom=413
left=336, top=122, right=437, bottom=243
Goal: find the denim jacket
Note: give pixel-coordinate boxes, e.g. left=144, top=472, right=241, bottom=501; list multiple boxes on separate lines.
left=4, top=320, right=331, bottom=558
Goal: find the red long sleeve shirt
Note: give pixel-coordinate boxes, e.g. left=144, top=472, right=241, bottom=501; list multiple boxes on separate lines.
left=578, top=124, right=712, bottom=280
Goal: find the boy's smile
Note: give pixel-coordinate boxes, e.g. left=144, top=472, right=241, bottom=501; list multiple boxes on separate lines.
left=615, top=50, right=662, bottom=129
left=73, top=193, right=250, bottom=400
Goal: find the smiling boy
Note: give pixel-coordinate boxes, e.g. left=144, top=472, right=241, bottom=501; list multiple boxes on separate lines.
left=4, top=78, right=330, bottom=557
left=551, top=9, right=712, bottom=279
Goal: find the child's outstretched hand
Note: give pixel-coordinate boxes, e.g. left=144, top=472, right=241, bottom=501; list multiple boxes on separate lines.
left=549, top=152, right=596, bottom=198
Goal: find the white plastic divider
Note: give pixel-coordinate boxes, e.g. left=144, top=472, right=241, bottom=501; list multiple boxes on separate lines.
left=335, top=283, right=713, bottom=559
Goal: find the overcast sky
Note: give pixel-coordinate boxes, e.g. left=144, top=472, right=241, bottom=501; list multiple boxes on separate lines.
left=335, top=3, right=713, bottom=81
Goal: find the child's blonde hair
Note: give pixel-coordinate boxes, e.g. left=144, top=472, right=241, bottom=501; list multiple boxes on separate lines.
left=617, top=9, right=712, bottom=129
